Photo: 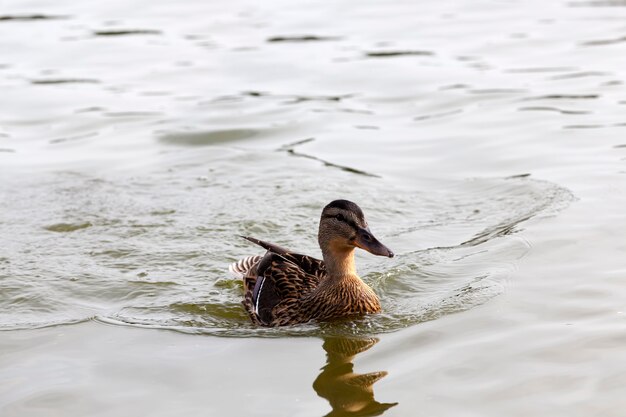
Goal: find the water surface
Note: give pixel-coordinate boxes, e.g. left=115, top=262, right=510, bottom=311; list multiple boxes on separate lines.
left=1, top=0, right=626, bottom=416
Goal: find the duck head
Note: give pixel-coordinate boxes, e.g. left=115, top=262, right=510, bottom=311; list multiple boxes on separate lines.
left=318, top=199, right=394, bottom=259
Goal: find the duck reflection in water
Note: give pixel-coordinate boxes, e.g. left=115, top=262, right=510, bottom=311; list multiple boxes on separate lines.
left=313, top=337, right=397, bottom=417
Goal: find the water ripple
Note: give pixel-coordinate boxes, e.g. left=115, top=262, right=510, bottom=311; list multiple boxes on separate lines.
left=364, top=50, right=434, bottom=58
left=267, top=35, right=341, bottom=43
left=93, top=29, right=161, bottom=37
left=0, top=166, right=572, bottom=337
left=518, top=106, right=590, bottom=115
left=0, top=14, right=69, bottom=22
left=582, top=35, right=626, bottom=46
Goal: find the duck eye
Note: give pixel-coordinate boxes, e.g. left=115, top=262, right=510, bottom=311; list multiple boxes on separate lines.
left=335, top=214, right=345, bottom=222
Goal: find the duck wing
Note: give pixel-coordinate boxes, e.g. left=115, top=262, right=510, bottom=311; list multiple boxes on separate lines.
left=239, top=236, right=326, bottom=326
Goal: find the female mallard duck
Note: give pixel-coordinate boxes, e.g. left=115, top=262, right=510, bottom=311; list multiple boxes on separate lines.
left=229, top=199, right=394, bottom=327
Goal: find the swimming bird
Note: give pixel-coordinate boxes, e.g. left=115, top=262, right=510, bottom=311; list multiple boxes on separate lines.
left=229, top=200, right=394, bottom=327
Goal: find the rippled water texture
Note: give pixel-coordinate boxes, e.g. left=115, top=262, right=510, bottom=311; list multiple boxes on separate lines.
left=1, top=0, right=626, bottom=416
left=0, top=171, right=573, bottom=335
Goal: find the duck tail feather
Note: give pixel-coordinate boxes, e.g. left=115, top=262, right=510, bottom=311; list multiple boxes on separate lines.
left=228, top=255, right=262, bottom=278
left=239, top=235, right=290, bottom=254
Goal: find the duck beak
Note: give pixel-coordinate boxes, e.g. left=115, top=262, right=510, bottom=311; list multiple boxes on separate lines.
left=354, top=227, right=394, bottom=258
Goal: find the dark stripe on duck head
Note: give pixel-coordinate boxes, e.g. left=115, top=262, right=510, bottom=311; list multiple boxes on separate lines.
left=322, top=213, right=360, bottom=231
left=324, top=200, right=365, bottom=220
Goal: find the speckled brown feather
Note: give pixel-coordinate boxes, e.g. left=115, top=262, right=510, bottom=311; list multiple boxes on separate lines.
left=236, top=237, right=380, bottom=327
left=240, top=246, right=326, bottom=326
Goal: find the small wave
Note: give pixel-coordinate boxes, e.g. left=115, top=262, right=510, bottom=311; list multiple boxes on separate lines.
left=93, top=29, right=161, bottom=37
left=518, top=106, right=589, bottom=115
left=364, top=50, right=434, bottom=58
left=267, top=35, right=341, bottom=43
left=0, top=14, right=69, bottom=21
left=581, top=35, right=626, bottom=46
left=159, top=129, right=259, bottom=146
left=31, top=78, right=99, bottom=85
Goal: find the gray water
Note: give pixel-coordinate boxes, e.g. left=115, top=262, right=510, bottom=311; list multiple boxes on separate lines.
left=1, top=0, right=626, bottom=415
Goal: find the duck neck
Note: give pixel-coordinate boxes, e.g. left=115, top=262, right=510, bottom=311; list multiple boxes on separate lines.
left=322, top=247, right=357, bottom=281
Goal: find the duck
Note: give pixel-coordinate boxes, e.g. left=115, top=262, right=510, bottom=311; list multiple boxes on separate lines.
left=229, top=199, right=394, bottom=327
